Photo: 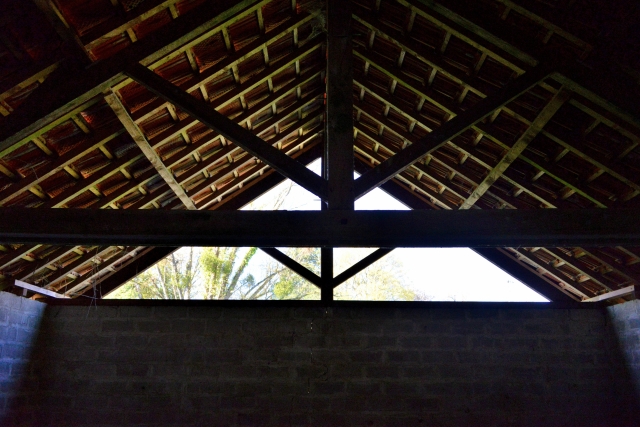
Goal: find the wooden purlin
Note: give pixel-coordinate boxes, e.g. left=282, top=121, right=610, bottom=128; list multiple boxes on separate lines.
left=124, top=63, right=328, bottom=200
left=29, top=59, right=324, bottom=214
left=348, top=14, right=628, bottom=212
left=352, top=83, right=571, bottom=209
left=354, top=50, right=611, bottom=208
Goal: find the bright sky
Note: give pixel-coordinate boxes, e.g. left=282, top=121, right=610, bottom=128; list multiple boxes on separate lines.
left=243, top=159, right=548, bottom=302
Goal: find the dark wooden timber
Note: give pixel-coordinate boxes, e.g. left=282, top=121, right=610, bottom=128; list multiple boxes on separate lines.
left=326, top=0, right=354, bottom=210
left=1, top=208, right=639, bottom=247
left=332, top=248, right=394, bottom=288
left=353, top=62, right=555, bottom=198
left=321, top=247, right=333, bottom=302
left=125, top=63, right=328, bottom=200
left=261, top=248, right=323, bottom=288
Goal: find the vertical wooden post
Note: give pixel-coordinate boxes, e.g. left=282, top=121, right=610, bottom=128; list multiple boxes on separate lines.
left=321, top=247, right=334, bottom=303
left=322, top=0, right=355, bottom=302
left=326, top=0, right=354, bottom=210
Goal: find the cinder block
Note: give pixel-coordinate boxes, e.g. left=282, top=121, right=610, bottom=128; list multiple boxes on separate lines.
left=405, top=396, right=440, bottom=412
left=421, top=350, right=455, bottom=364
left=171, top=319, right=205, bottom=334
left=386, top=350, right=420, bottom=363
left=118, top=306, right=152, bottom=318
left=402, top=365, right=436, bottom=379
left=1, top=344, right=28, bottom=360
left=365, top=365, right=399, bottom=379
left=350, top=350, right=383, bottom=363
left=346, top=381, right=381, bottom=395
left=382, top=321, right=415, bottom=335
left=399, top=336, right=432, bottom=349
left=311, top=381, right=345, bottom=394
left=331, top=363, right=364, bottom=380
left=435, top=336, right=469, bottom=350
left=101, top=320, right=134, bottom=333
left=366, top=336, right=397, bottom=348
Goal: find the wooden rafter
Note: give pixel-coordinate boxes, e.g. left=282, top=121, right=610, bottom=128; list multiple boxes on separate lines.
left=105, top=92, right=197, bottom=210
left=459, top=88, right=571, bottom=209
left=125, top=63, right=328, bottom=200
left=354, top=62, right=555, bottom=198
left=0, top=0, right=267, bottom=153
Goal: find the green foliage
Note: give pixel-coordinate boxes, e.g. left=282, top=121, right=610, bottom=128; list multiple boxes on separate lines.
left=200, top=247, right=257, bottom=299
left=334, top=250, right=418, bottom=301
left=109, top=248, right=199, bottom=299
left=271, top=248, right=320, bottom=300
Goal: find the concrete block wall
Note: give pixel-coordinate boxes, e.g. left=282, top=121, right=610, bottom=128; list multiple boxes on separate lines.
left=2, top=298, right=637, bottom=426
left=0, top=292, right=46, bottom=423
left=607, top=299, right=640, bottom=405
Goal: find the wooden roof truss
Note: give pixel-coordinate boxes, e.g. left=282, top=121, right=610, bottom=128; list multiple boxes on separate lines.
left=0, top=0, right=639, bottom=304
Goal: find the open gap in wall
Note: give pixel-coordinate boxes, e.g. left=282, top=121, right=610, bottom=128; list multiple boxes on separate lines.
left=94, top=160, right=555, bottom=301
left=106, top=246, right=321, bottom=300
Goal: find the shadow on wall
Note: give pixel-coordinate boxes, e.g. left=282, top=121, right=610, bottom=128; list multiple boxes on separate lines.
left=2, top=296, right=640, bottom=426
left=0, top=292, right=46, bottom=426
left=606, top=299, right=640, bottom=409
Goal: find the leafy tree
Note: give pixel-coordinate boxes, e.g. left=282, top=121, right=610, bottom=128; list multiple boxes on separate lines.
left=201, top=247, right=258, bottom=299
left=334, top=250, right=419, bottom=301
left=271, top=248, right=320, bottom=300
left=109, top=248, right=199, bottom=299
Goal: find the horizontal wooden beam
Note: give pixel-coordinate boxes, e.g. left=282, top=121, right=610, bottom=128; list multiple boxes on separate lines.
left=583, top=285, right=640, bottom=303
left=1, top=208, right=639, bottom=248
left=125, top=63, right=328, bottom=200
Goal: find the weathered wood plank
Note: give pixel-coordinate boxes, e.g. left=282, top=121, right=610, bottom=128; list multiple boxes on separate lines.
left=105, top=92, right=196, bottom=210
left=459, top=88, right=570, bottom=209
